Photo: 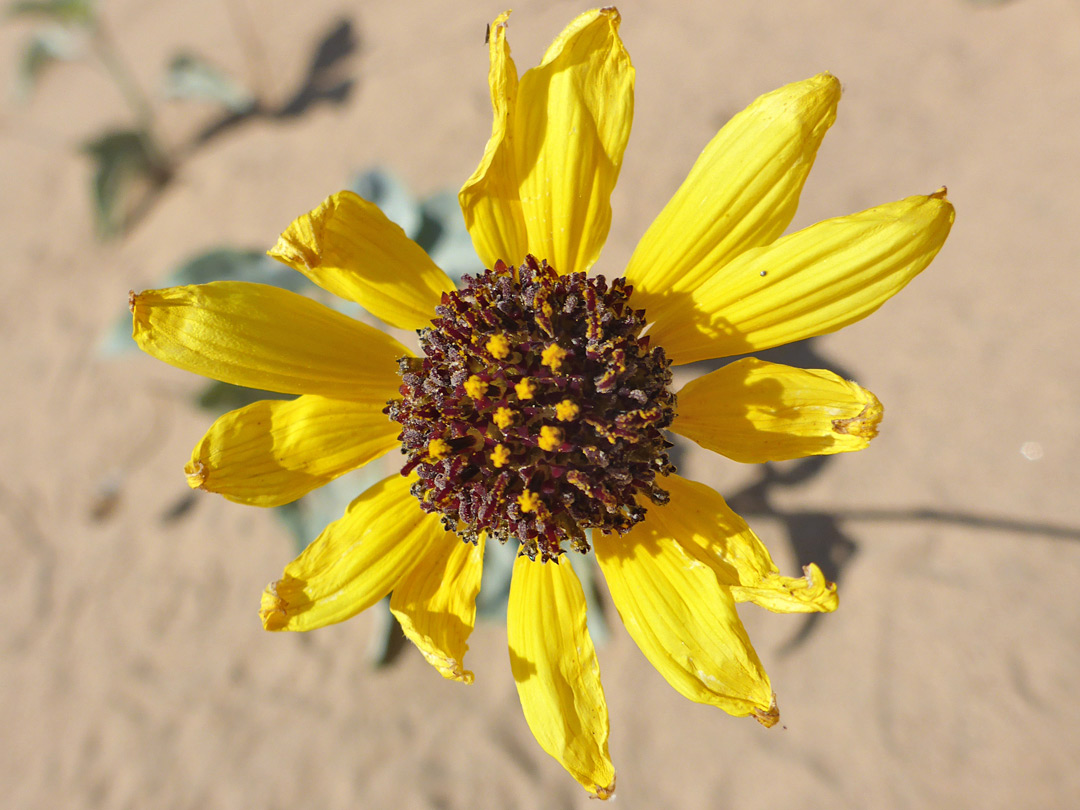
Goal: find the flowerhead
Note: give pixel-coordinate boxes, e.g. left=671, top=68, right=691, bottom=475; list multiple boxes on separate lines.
left=130, top=7, right=953, bottom=799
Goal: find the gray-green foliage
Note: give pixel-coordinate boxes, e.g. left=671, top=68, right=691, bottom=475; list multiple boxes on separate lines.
left=82, top=130, right=166, bottom=237
left=12, top=24, right=83, bottom=98
left=5, top=0, right=255, bottom=236
left=164, top=53, right=256, bottom=114
left=6, top=0, right=95, bottom=24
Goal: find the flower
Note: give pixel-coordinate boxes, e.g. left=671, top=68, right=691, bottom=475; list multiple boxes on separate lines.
left=130, top=7, right=953, bottom=799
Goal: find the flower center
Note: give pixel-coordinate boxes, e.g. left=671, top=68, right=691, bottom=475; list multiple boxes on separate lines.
left=386, top=256, right=676, bottom=562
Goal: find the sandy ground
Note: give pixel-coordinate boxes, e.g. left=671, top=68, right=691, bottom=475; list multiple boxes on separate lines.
left=3, top=0, right=1080, bottom=808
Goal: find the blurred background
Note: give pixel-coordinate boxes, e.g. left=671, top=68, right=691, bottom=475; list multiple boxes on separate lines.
left=2, top=0, right=1079, bottom=807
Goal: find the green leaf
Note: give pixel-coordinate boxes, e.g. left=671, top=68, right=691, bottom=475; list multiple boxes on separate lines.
left=194, top=381, right=291, bottom=412
left=82, top=129, right=159, bottom=237
left=275, top=465, right=387, bottom=554
left=97, top=306, right=138, bottom=356
left=163, top=53, right=255, bottom=114
left=13, top=26, right=82, bottom=100
left=475, top=537, right=517, bottom=621
left=165, top=248, right=302, bottom=289
left=5, top=0, right=95, bottom=24
left=420, top=190, right=480, bottom=280
left=350, top=168, right=421, bottom=238
left=470, top=536, right=607, bottom=642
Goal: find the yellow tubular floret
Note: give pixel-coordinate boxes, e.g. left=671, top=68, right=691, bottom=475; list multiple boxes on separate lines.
left=653, top=191, right=955, bottom=364
left=186, top=394, right=400, bottom=507
left=260, top=474, right=447, bottom=632
left=268, top=191, right=456, bottom=331
left=517, top=490, right=541, bottom=514
left=493, top=407, right=514, bottom=430
left=390, top=532, right=484, bottom=684
left=555, top=399, right=580, bottom=421
left=464, top=375, right=486, bottom=399
left=460, top=9, right=634, bottom=277
left=672, top=357, right=883, bottom=463
left=486, top=334, right=511, bottom=359
left=541, top=343, right=567, bottom=370
left=627, top=73, right=841, bottom=324
left=508, top=556, right=615, bottom=799
left=490, top=444, right=511, bottom=468
left=130, top=281, right=407, bottom=399
left=427, top=438, right=451, bottom=461
left=538, top=426, right=563, bottom=451
left=514, top=377, right=536, bottom=400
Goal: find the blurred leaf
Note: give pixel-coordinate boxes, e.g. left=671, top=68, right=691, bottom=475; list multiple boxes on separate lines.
left=168, top=247, right=356, bottom=321
left=350, top=167, right=421, bottom=238
left=166, top=248, right=302, bottom=288
left=98, top=307, right=137, bottom=356
left=164, top=53, right=255, bottom=114
left=13, top=25, right=82, bottom=100
left=275, top=464, right=386, bottom=554
left=83, top=129, right=160, bottom=237
left=475, top=537, right=517, bottom=621
left=6, top=0, right=95, bottom=24
left=366, top=596, right=408, bottom=667
left=194, top=381, right=291, bottom=412
left=471, top=535, right=609, bottom=641
left=420, top=190, right=481, bottom=280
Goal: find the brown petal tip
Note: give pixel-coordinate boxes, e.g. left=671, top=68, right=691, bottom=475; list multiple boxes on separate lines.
left=259, top=580, right=290, bottom=631
left=591, top=775, right=616, bottom=800
left=753, top=694, right=781, bottom=728
left=184, top=460, right=207, bottom=489
left=832, top=390, right=883, bottom=440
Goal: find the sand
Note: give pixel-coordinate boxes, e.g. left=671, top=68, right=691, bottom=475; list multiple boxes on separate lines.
left=3, top=0, right=1079, bottom=807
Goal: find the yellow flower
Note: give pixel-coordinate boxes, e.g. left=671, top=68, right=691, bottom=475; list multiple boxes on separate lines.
left=129, top=7, right=954, bottom=799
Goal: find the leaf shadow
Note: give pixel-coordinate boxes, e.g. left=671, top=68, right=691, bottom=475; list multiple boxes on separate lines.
left=113, top=18, right=360, bottom=236
left=191, top=18, right=359, bottom=147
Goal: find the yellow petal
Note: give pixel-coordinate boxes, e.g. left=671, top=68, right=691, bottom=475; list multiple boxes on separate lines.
left=627, top=74, right=841, bottom=324
left=130, top=281, right=407, bottom=398
left=594, top=508, right=775, bottom=718
left=730, top=563, right=839, bottom=615
left=260, top=474, right=444, bottom=632
left=657, top=474, right=838, bottom=615
left=268, top=191, right=455, bottom=330
left=508, top=555, right=615, bottom=799
left=652, top=190, right=956, bottom=364
left=460, top=9, right=634, bottom=276
left=514, top=9, right=633, bottom=276
left=390, top=532, right=484, bottom=684
left=458, top=11, right=527, bottom=270
left=185, top=394, right=400, bottom=507
left=671, top=357, right=883, bottom=463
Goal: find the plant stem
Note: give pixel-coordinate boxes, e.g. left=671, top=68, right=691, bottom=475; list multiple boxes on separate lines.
left=90, top=19, right=171, bottom=179
left=223, top=0, right=270, bottom=106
